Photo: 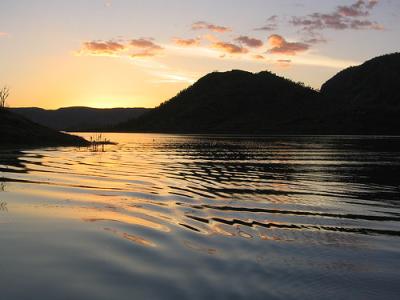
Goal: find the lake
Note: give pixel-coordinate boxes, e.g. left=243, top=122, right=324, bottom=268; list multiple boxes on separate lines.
left=1, top=134, right=400, bottom=299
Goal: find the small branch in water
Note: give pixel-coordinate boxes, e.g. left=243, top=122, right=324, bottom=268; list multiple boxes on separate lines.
left=88, top=133, right=115, bottom=152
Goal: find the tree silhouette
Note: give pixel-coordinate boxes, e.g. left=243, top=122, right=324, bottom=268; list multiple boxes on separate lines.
left=0, top=86, right=10, bottom=108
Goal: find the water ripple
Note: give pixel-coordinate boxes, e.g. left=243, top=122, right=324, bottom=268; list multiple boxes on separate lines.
left=1, top=134, right=400, bottom=299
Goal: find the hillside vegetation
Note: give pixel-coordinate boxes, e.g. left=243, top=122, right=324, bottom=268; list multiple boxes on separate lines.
left=117, top=53, right=400, bottom=135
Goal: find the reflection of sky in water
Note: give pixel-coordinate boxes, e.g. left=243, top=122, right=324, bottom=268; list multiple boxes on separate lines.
left=0, top=134, right=400, bottom=299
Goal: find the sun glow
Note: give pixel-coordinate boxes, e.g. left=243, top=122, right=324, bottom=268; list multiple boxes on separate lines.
left=1, top=0, right=395, bottom=109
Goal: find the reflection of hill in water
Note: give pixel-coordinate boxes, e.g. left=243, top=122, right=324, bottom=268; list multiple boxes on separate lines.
left=154, top=136, right=400, bottom=205
left=0, top=150, right=29, bottom=173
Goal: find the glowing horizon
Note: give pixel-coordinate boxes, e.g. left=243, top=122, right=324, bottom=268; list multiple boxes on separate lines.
left=0, top=0, right=399, bottom=109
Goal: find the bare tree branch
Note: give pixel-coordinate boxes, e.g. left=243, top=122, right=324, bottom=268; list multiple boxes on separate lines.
left=0, top=86, right=10, bottom=108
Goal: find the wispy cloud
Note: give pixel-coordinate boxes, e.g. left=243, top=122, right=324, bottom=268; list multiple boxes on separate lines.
left=267, top=34, right=309, bottom=56
left=192, top=21, right=232, bottom=33
left=302, top=32, right=327, bottom=44
left=255, top=15, right=279, bottom=31
left=150, top=71, right=197, bottom=84
left=276, top=59, right=292, bottom=68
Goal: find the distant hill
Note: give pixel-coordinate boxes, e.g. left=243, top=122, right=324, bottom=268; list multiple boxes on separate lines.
left=116, top=70, right=320, bottom=134
left=11, top=53, right=399, bottom=135
left=11, top=107, right=150, bottom=131
left=116, top=53, right=400, bottom=135
left=318, top=53, right=400, bottom=134
left=0, top=109, right=88, bottom=148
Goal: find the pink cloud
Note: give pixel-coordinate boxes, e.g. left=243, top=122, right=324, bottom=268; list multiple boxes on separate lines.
left=290, top=0, right=383, bottom=32
left=337, top=0, right=370, bottom=17
left=267, top=34, right=309, bottom=56
left=129, top=38, right=163, bottom=57
left=234, top=36, right=263, bottom=48
left=78, top=38, right=163, bottom=58
left=130, top=38, right=163, bottom=50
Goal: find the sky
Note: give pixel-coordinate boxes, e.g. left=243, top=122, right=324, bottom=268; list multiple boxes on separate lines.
left=0, top=0, right=399, bottom=109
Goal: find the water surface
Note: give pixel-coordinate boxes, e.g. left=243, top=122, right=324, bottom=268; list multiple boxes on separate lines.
left=1, top=134, right=400, bottom=299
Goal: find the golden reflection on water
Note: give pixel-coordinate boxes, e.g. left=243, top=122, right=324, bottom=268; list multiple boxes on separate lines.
left=1, top=134, right=400, bottom=248
left=1, top=134, right=400, bottom=299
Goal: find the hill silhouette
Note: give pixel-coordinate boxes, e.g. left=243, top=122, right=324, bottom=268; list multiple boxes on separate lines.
left=116, top=53, right=400, bottom=135
left=317, top=53, right=400, bottom=134
left=11, top=107, right=149, bottom=131
left=1, top=109, right=88, bottom=148
left=116, top=70, right=320, bottom=133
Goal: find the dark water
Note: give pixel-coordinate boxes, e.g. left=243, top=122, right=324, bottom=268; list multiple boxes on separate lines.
left=1, top=134, right=400, bottom=300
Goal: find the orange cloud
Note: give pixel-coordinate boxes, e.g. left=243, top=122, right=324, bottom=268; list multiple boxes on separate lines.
left=212, top=42, right=248, bottom=54
left=253, top=54, right=265, bottom=60
left=234, top=36, right=263, bottom=48
left=267, top=34, right=309, bottom=56
left=80, top=40, right=125, bottom=55
left=172, top=38, right=200, bottom=47
left=78, top=38, right=163, bottom=58
left=0, top=32, right=8, bottom=37
left=131, top=50, right=157, bottom=58
left=192, top=21, right=231, bottom=33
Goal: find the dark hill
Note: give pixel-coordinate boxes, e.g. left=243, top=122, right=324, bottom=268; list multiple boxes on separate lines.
left=116, top=70, right=320, bottom=134
left=321, top=53, right=400, bottom=107
left=117, top=53, right=400, bottom=135
left=1, top=109, right=88, bottom=148
left=318, top=53, right=400, bottom=134
left=11, top=107, right=150, bottom=131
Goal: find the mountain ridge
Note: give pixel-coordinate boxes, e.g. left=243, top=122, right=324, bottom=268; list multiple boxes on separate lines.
left=11, top=106, right=150, bottom=131
left=115, top=52, right=400, bottom=135
left=116, top=69, right=321, bottom=134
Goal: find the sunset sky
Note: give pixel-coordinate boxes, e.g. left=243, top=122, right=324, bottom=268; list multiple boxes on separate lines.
left=0, top=0, right=399, bottom=109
